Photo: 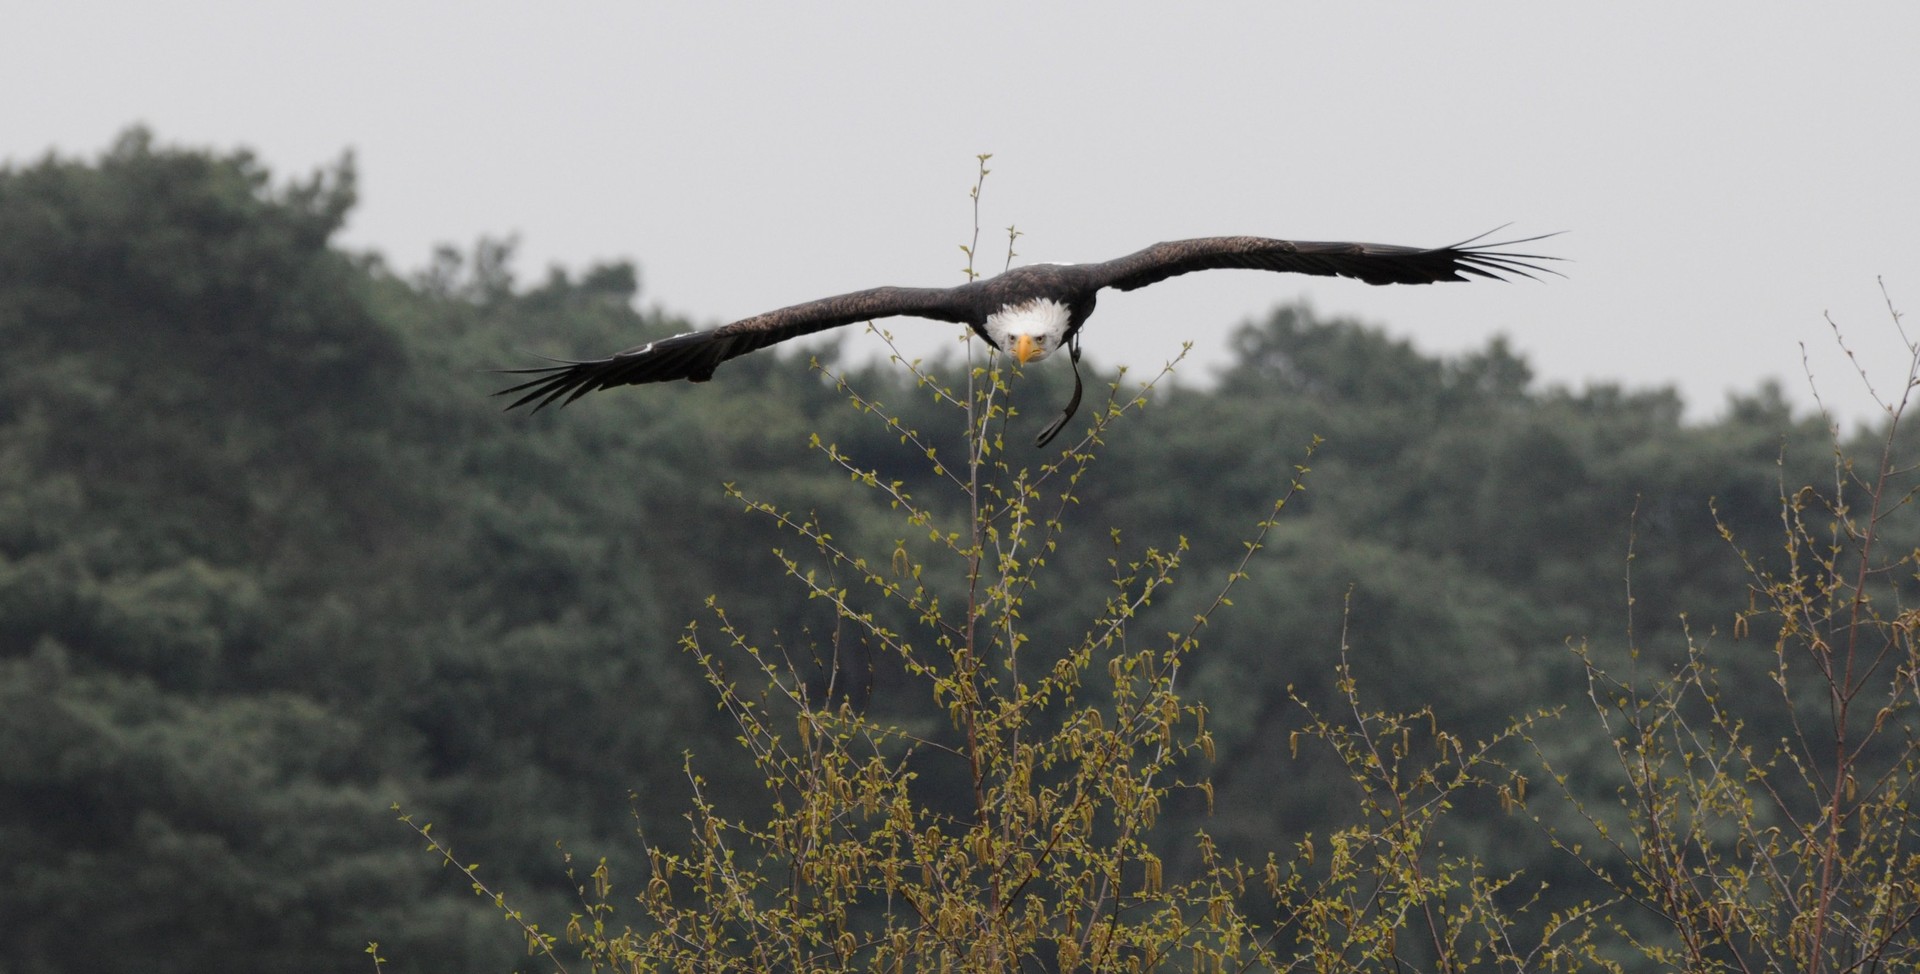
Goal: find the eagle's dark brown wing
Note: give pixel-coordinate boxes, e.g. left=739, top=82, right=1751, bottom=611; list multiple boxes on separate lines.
left=497, top=285, right=974, bottom=412
left=1083, top=230, right=1559, bottom=292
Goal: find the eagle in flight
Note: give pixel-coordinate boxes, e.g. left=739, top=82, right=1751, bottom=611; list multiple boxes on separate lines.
left=499, top=231, right=1555, bottom=446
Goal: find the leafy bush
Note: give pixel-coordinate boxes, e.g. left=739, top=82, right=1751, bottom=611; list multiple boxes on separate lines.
left=1534, top=294, right=1920, bottom=973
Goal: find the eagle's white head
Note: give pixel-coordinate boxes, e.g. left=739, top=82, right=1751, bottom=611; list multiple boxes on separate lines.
left=984, top=298, right=1071, bottom=365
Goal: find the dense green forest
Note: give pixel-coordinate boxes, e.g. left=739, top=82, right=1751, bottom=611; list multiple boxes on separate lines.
left=3, top=131, right=1914, bottom=973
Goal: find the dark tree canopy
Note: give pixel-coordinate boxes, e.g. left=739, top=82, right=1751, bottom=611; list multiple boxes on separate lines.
left=0, top=131, right=1846, bottom=973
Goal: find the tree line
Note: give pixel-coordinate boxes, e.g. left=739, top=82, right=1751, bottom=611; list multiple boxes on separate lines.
left=2, top=130, right=1912, bottom=973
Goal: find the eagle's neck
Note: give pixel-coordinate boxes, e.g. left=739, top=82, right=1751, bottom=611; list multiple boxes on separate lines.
left=984, top=298, right=1072, bottom=361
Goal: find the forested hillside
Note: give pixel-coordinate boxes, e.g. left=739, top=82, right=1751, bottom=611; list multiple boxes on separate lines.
left=2, top=132, right=1906, bottom=973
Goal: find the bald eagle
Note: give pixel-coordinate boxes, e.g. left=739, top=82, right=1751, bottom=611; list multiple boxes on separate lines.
left=499, top=231, right=1555, bottom=446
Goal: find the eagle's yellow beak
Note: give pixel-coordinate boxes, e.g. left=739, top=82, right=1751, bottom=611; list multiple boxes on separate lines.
left=1013, top=334, right=1042, bottom=365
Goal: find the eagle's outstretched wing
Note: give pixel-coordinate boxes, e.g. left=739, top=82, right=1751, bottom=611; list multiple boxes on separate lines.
left=1083, top=230, right=1559, bottom=292
left=497, top=285, right=973, bottom=412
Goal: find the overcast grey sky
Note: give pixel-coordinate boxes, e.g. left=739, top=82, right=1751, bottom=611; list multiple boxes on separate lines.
left=7, top=2, right=1917, bottom=424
